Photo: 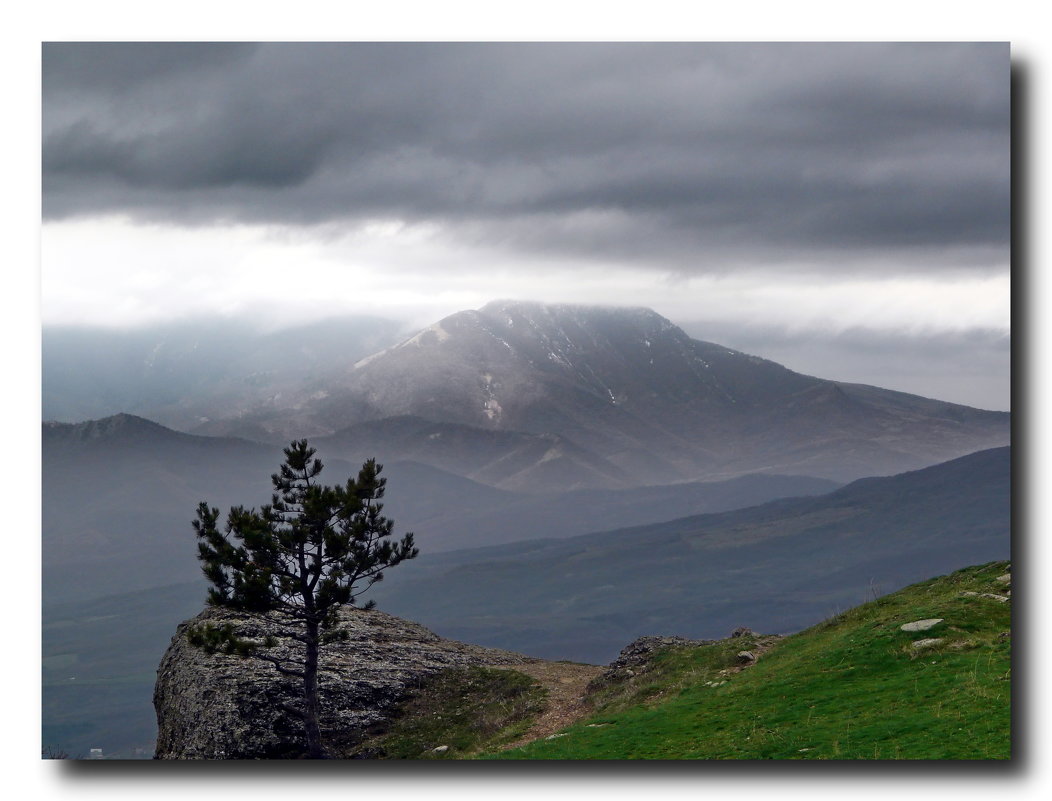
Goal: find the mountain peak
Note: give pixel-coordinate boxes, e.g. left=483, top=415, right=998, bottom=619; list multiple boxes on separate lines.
left=367, top=301, right=687, bottom=371
left=476, top=299, right=676, bottom=331
left=478, top=298, right=658, bottom=316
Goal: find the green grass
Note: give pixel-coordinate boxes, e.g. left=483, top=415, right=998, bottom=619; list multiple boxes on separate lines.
left=337, top=666, right=548, bottom=759
left=486, top=561, right=1011, bottom=760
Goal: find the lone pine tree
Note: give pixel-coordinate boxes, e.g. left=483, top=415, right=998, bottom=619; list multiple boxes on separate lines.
left=189, top=440, right=418, bottom=758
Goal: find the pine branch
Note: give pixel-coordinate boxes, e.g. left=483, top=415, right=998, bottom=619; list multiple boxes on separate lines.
left=253, top=653, right=307, bottom=678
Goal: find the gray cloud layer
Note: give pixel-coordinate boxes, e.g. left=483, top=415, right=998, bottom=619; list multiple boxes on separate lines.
left=680, top=319, right=1010, bottom=410
left=42, top=42, right=1009, bottom=274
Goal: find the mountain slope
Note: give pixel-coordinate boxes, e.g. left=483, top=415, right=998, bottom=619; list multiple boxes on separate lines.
left=492, top=561, right=1011, bottom=760
left=43, top=302, right=1010, bottom=488
left=370, top=446, right=1011, bottom=663
left=315, top=415, right=635, bottom=492
left=292, top=301, right=1008, bottom=484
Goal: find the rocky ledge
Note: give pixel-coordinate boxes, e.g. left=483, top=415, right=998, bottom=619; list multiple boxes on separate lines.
left=602, top=635, right=714, bottom=676
left=154, top=605, right=539, bottom=759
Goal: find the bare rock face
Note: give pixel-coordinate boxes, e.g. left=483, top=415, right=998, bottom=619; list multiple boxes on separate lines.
left=154, top=605, right=535, bottom=759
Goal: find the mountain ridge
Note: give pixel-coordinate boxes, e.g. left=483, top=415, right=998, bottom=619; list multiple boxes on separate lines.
left=42, top=412, right=848, bottom=605
left=43, top=301, right=1009, bottom=488
left=304, top=301, right=1009, bottom=484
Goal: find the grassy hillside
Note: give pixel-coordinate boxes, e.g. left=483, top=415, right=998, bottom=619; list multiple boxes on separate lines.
left=486, top=561, right=1011, bottom=759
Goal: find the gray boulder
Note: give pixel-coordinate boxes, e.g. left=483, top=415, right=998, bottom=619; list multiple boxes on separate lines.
left=153, top=605, right=536, bottom=759
left=900, top=618, right=944, bottom=633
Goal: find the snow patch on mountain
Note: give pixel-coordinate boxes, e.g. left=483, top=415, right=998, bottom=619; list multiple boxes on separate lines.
left=403, top=322, right=452, bottom=348
left=481, top=372, right=502, bottom=422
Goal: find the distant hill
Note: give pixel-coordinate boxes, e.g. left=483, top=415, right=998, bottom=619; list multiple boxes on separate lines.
left=42, top=414, right=287, bottom=605
left=315, top=415, right=634, bottom=492
left=371, top=446, right=1011, bottom=663
left=384, top=464, right=841, bottom=551
left=239, top=301, right=1008, bottom=485
left=44, top=414, right=844, bottom=606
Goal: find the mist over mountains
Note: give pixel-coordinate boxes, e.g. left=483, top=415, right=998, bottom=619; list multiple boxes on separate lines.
left=42, top=315, right=403, bottom=433
left=41, top=300, right=1010, bottom=756
left=42, top=413, right=841, bottom=606
left=42, top=300, right=1009, bottom=606
left=46, top=302, right=1009, bottom=490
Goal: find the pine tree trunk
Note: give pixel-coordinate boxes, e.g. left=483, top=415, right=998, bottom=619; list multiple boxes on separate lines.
left=302, top=620, right=325, bottom=758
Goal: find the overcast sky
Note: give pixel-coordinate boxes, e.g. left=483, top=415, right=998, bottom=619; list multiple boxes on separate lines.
left=40, top=42, right=1010, bottom=409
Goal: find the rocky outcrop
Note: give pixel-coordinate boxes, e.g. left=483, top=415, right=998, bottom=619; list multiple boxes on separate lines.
left=594, top=635, right=714, bottom=684
left=154, top=605, right=538, bottom=759
left=608, top=635, right=715, bottom=670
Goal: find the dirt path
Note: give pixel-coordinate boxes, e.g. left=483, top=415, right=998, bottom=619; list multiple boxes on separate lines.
left=496, top=661, right=603, bottom=751
left=489, top=636, right=782, bottom=752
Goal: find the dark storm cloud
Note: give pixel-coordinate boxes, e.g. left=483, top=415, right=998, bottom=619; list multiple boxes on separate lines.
left=41, top=42, right=259, bottom=93
left=42, top=42, right=1009, bottom=273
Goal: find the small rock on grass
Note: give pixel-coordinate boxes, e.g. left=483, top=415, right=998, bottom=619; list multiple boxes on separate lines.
left=910, top=638, right=943, bottom=650
left=900, top=618, right=943, bottom=632
left=961, top=591, right=1009, bottom=602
